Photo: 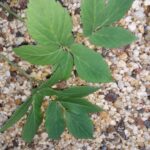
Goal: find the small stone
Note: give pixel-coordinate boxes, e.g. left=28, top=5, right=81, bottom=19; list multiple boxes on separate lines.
left=42, top=100, right=49, bottom=109
left=0, top=103, right=3, bottom=107
left=133, top=49, right=140, bottom=57
left=5, top=71, right=10, bottom=77
left=16, top=31, right=23, bottom=37
left=128, top=22, right=137, bottom=32
left=135, top=117, right=144, bottom=127
left=15, top=99, right=22, bottom=105
left=100, top=112, right=110, bottom=122
left=106, top=125, right=116, bottom=133
left=10, top=66, right=17, bottom=72
left=134, top=11, right=145, bottom=20
left=118, top=60, right=126, bottom=68
left=19, top=0, right=28, bottom=9
left=114, top=100, right=124, bottom=109
left=119, top=52, right=128, bottom=61
left=115, top=119, right=127, bottom=140
left=144, top=0, right=150, bottom=6
left=144, top=120, right=150, bottom=128
left=131, top=68, right=142, bottom=78
left=74, top=8, right=80, bottom=14
left=12, top=139, right=18, bottom=147
left=104, top=92, right=118, bottom=103
left=145, top=32, right=150, bottom=42
left=56, top=81, right=67, bottom=89
left=15, top=37, right=24, bottom=46
left=100, top=143, right=107, bottom=150
left=41, top=132, right=48, bottom=140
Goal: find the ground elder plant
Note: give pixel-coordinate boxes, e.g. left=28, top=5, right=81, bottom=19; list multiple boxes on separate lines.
left=0, top=0, right=136, bottom=142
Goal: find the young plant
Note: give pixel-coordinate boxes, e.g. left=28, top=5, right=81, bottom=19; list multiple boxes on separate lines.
left=0, top=0, right=136, bottom=142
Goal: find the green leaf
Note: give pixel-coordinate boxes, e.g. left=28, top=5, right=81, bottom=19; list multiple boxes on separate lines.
left=81, top=0, right=106, bottom=36
left=71, top=44, right=112, bottom=83
left=38, top=87, right=58, bottom=97
left=57, top=86, right=99, bottom=98
left=14, top=45, right=65, bottom=65
left=81, top=0, right=134, bottom=35
left=60, top=98, right=103, bottom=114
left=22, top=94, right=43, bottom=142
left=45, top=101, right=65, bottom=139
left=97, top=0, right=134, bottom=28
left=39, top=52, right=73, bottom=88
left=90, top=27, right=137, bottom=48
left=54, top=52, right=73, bottom=80
left=27, top=0, right=73, bottom=46
left=65, top=111, right=93, bottom=139
left=0, top=97, right=32, bottom=133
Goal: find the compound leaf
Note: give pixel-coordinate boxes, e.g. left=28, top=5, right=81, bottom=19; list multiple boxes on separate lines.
left=22, top=94, right=43, bottom=142
left=65, top=111, right=93, bottom=139
left=14, top=45, right=65, bottom=65
left=27, top=0, right=73, bottom=46
left=37, top=87, right=59, bottom=97
left=97, top=0, right=134, bottom=28
left=81, top=0, right=106, bottom=36
left=0, top=97, right=32, bottom=133
left=57, top=86, right=99, bottom=98
left=60, top=98, right=103, bottom=114
left=81, top=0, right=134, bottom=35
left=45, top=101, right=65, bottom=139
left=39, top=52, right=73, bottom=88
left=53, top=52, right=73, bottom=81
left=90, top=27, right=137, bottom=48
left=71, top=44, right=112, bottom=83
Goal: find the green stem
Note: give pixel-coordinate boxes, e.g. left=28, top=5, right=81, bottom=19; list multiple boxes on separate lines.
left=0, top=2, right=24, bottom=22
left=0, top=54, right=38, bottom=83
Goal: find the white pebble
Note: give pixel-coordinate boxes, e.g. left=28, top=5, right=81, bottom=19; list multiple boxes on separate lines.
left=134, top=11, right=145, bottom=20
left=144, top=0, right=150, bottom=6
left=128, top=23, right=137, bottom=32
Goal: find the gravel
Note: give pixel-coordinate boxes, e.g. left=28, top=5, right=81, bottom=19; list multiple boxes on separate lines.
left=0, top=0, right=150, bottom=149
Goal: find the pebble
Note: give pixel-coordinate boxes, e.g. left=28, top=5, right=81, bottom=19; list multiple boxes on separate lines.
left=144, top=120, right=150, bottom=128
left=134, top=11, right=145, bottom=20
left=144, top=0, right=150, bottom=6
left=128, top=22, right=137, bottom=32
left=104, top=92, right=118, bottom=103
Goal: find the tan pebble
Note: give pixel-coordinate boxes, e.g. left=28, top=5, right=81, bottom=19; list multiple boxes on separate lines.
left=6, top=135, right=11, bottom=140
left=137, top=141, right=145, bottom=148
left=138, top=26, right=144, bottom=33
left=145, top=75, right=150, bottom=81
left=63, top=133, right=72, bottom=140
left=35, top=74, right=43, bottom=80
left=119, top=52, right=128, bottom=61
left=56, top=81, right=67, bottom=89
left=107, top=125, right=116, bottom=132
left=42, top=100, right=49, bottom=109
left=130, top=80, right=140, bottom=87
left=119, top=19, right=126, bottom=26
left=110, top=120, right=116, bottom=126
left=145, top=32, right=150, bottom=42
left=41, top=72, right=49, bottom=78
left=95, top=126, right=101, bottom=132
left=135, top=117, right=144, bottom=128
left=137, top=136, right=145, bottom=144
left=15, top=99, right=22, bottom=105
left=118, top=60, right=126, bottom=68
left=72, top=14, right=80, bottom=27
left=114, top=100, right=124, bottom=109
left=10, top=66, right=17, bottom=72
left=95, top=137, right=103, bottom=143
left=100, top=111, right=111, bottom=122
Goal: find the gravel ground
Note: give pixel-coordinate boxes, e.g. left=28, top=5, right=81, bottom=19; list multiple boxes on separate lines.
left=0, top=0, right=150, bottom=149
